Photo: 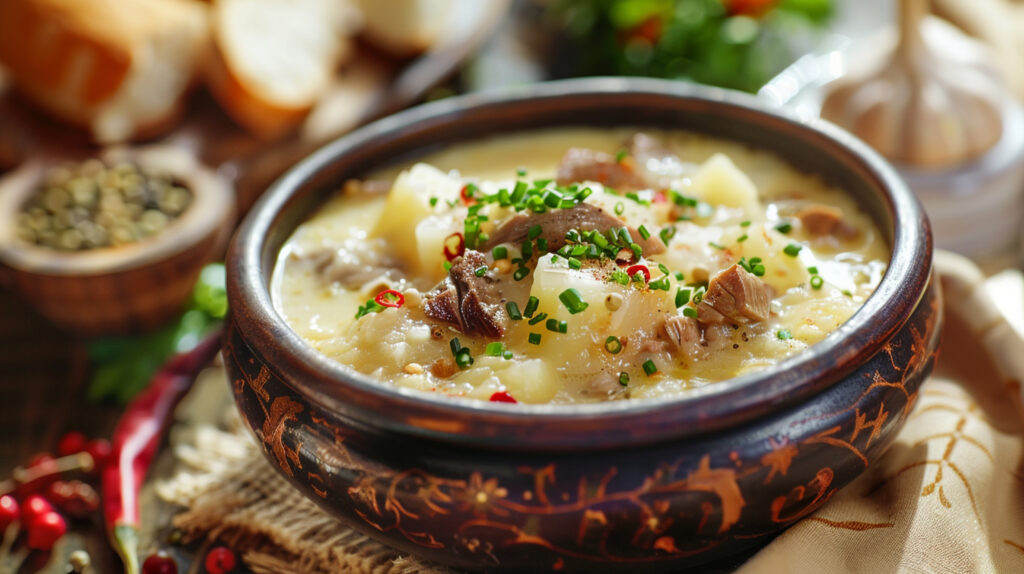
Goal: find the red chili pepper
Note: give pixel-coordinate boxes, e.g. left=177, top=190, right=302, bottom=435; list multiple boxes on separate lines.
left=443, top=232, right=465, bottom=262
left=374, top=289, right=404, bottom=308
left=459, top=184, right=476, bottom=205
left=102, top=328, right=223, bottom=574
left=626, top=264, right=650, bottom=282
left=489, top=391, right=517, bottom=403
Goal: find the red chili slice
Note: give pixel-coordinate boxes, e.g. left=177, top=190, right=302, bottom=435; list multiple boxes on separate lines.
left=489, top=391, right=517, bottom=403
left=459, top=184, right=476, bottom=205
left=626, top=264, right=650, bottom=282
left=443, top=232, right=465, bottom=262
left=374, top=289, right=404, bottom=308
left=653, top=191, right=668, bottom=204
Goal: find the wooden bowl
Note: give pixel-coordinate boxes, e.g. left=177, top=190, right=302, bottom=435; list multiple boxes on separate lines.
left=224, top=78, right=941, bottom=572
left=0, top=146, right=234, bottom=337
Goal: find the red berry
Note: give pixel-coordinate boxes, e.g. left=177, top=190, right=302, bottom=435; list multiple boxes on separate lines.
left=142, top=552, right=178, bottom=574
left=21, top=494, right=53, bottom=524
left=57, top=431, right=88, bottom=457
left=26, top=511, right=66, bottom=550
left=0, top=495, right=19, bottom=530
left=84, top=439, right=112, bottom=470
left=46, top=480, right=100, bottom=518
left=204, top=546, right=236, bottom=574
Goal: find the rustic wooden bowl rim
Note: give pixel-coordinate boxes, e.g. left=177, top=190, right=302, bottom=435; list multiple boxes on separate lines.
left=228, top=77, right=933, bottom=449
left=0, top=145, right=233, bottom=275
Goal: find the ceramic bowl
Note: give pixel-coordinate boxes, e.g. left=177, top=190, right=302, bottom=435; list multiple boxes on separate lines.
left=224, top=78, right=941, bottom=572
left=0, top=145, right=234, bottom=336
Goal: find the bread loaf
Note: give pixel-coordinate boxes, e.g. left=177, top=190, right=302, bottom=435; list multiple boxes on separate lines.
left=0, top=0, right=210, bottom=143
left=354, top=0, right=453, bottom=58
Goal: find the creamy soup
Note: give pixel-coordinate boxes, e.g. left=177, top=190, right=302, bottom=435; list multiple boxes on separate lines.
left=273, top=128, right=888, bottom=404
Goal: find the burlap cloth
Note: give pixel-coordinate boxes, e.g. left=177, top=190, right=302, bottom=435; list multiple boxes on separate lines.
left=157, top=252, right=1024, bottom=573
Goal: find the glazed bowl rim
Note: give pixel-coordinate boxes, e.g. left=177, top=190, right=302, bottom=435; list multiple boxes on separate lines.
left=227, top=77, right=932, bottom=448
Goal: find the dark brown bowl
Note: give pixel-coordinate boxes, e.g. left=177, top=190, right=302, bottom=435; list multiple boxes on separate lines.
left=224, top=78, right=940, bottom=572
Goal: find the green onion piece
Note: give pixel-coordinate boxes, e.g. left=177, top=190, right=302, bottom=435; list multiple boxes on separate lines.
left=614, top=202, right=625, bottom=215
left=492, top=246, right=508, bottom=260
left=616, top=148, right=628, bottom=162
left=528, top=224, right=542, bottom=240
left=604, top=336, right=622, bottom=354
left=810, top=275, right=824, bottom=289
left=674, top=271, right=684, bottom=281
left=485, top=342, right=504, bottom=357
left=675, top=288, right=691, bottom=308
left=528, top=312, right=548, bottom=326
left=524, top=296, right=539, bottom=318
left=521, top=240, right=533, bottom=259
left=517, top=168, right=527, bottom=177
left=737, top=234, right=748, bottom=243
left=513, top=267, right=530, bottom=281
left=455, top=349, right=474, bottom=368
left=775, top=221, right=793, bottom=234
left=559, top=288, right=589, bottom=314
left=443, top=261, right=452, bottom=272
left=449, top=337, right=462, bottom=355
left=502, top=350, right=514, bottom=360
left=528, top=333, right=542, bottom=345
left=429, top=197, right=438, bottom=207
left=709, top=241, right=726, bottom=250
left=611, top=269, right=630, bottom=285
left=648, top=277, right=670, bottom=291
left=474, top=266, right=488, bottom=277
left=842, top=289, right=853, bottom=297
left=638, top=225, right=651, bottom=240
left=783, top=243, right=803, bottom=257
left=807, top=266, right=819, bottom=274
left=642, top=360, right=658, bottom=376
left=567, top=257, right=582, bottom=270
left=618, top=372, right=630, bottom=386
left=777, top=329, right=793, bottom=340
left=659, top=226, right=676, bottom=246
left=537, top=238, right=548, bottom=252
left=506, top=301, right=522, bottom=320
left=740, top=220, right=751, bottom=227
left=545, top=318, right=560, bottom=333
left=658, top=263, right=670, bottom=275
left=683, top=306, right=698, bottom=318
left=629, top=243, right=643, bottom=259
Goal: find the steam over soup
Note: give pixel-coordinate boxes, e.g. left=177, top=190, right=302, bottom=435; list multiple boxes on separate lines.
left=273, top=129, right=888, bottom=404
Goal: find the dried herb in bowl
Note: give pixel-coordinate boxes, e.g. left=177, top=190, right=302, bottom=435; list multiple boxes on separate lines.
left=16, top=159, right=192, bottom=251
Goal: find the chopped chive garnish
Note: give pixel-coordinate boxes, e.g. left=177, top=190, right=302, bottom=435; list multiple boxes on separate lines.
left=648, top=277, right=670, bottom=291
left=528, top=333, right=542, bottom=345
left=559, top=288, right=589, bottom=314
left=610, top=269, right=630, bottom=285
left=775, top=221, right=793, bottom=234
left=528, top=312, right=548, bottom=326
left=450, top=337, right=462, bottom=354
left=455, top=349, right=474, bottom=368
left=614, top=202, right=625, bottom=215
left=604, top=335, right=623, bottom=354
left=658, top=263, right=670, bottom=275
left=659, top=226, right=676, bottom=246
left=692, top=286, right=706, bottom=304
left=521, top=240, right=533, bottom=259
left=429, top=197, right=438, bottom=207
left=546, top=318, right=567, bottom=333
left=642, top=359, right=658, bottom=376
left=537, top=238, right=548, bottom=252
left=674, top=271, right=684, bottom=281
left=485, top=342, right=505, bottom=357
left=568, top=257, right=582, bottom=270
left=513, top=267, right=530, bottom=281
left=443, top=261, right=452, bottom=272
left=528, top=224, right=542, bottom=240
left=616, top=148, right=628, bottom=162
left=810, top=275, right=824, bottom=289
left=683, top=307, right=698, bottom=318
left=502, top=350, right=514, bottom=360
left=506, top=301, right=522, bottom=320
left=524, top=296, right=539, bottom=318
left=777, top=329, right=793, bottom=340
left=842, top=289, right=853, bottom=297
left=517, top=168, right=527, bottom=177
left=638, top=225, right=651, bottom=240
left=675, top=288, right=691, bottom=308
left=474, top=266, right=488, bottom=277
left=629, top=242, right=643, bottom=259
left=740, top=220, right=751, bottom=227
left=807, top=266, right=819, bottom=274
left=709, top=241, right=726, bottom=250
left=737, top=234, right=748, bottom=243
left=783, top=243, right=803, bottom=257
left=492, top=246, right=508, bottom=260
left=618, top=372, right=630, bottom=386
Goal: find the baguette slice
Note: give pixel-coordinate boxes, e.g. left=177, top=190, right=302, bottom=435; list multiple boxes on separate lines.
left=354, top=0, right=453, bottom=58
left=0, top=0, right=209, bottom=143
left=207, top=0, right=359, bottom=139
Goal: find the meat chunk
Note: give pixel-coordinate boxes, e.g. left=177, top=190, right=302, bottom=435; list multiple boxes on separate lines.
left=796, top=204, right=858, bottom=239
left=423, top=250, right=508, bottom=338
left=479, top=203, right=665, bottom=255
left=556, top=147, right=648, bottom=190
left=662, top=315, right=702, bottom=359
left=697, top=264, right=772, bottom=325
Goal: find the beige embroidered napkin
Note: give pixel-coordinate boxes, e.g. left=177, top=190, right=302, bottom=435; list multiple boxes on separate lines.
left=158, top=252, right=1024, bottom=573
